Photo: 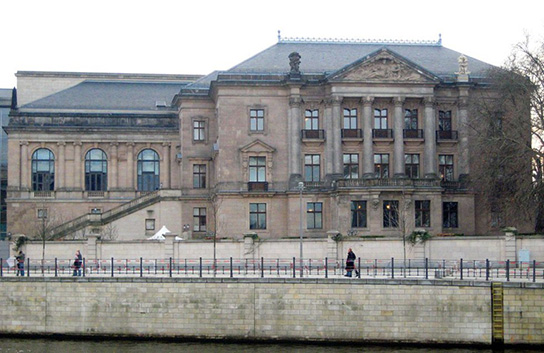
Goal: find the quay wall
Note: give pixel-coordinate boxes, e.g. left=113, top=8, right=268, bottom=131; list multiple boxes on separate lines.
left=0, top=278, right=543, bottom=346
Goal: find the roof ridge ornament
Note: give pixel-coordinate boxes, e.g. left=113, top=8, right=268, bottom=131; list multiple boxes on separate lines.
left=278, top=34, right=442, bottom=46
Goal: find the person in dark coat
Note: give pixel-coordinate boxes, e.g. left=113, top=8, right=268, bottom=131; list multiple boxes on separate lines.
left=73, top=250, right=82, bottom=276
left=16, top=250, right=25, bottom=277
left=345, top=248, right=357, bottom=277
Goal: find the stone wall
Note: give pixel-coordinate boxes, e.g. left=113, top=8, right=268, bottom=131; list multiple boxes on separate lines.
left=0, top=278, right=542, bottom=345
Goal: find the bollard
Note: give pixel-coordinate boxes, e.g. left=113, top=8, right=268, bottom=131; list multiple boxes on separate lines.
left=486, top=259, right=490, bottom=281
left=230, top=257, right=233, bottom=278
left=425, top=258, right=428, bottom=279
left=83, top=258, right=86, bottom=277
left=460, top=258, right=463, bottom=280
left=325, top=257, right=328, bottom=278
left=261, top=257, right=264, bottom=278
left=140, top=257, right=143, bottom=277
left=357, top=257, right=361, bottom=278
left=506, top=259, right=510, bottom=282
left=293, top=257, right=296, bottom=278
left=27, top=257, right=30, bottom=277
left=55, top=258, right=58, bottom=277
left=111, top=257, right=114, bottom=277
left=391, top=257, right=394, bottom=279
left=199, top=257, right=202, bottom=278
left=169, top=257, right=172, bottom=278
left=533, top=260, right=537, bottom=283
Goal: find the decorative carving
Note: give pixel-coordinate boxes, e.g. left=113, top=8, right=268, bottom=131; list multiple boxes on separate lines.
left=457, top=55, right=470, bottom=75
left=288, top=52, right=301, bottom=74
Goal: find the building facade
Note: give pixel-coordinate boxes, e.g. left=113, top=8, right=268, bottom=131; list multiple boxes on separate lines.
left=5, top=37, right=533, bottom=242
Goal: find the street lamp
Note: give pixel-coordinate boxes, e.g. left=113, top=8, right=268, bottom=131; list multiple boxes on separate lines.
left=298, top=181, right=305, bottom=278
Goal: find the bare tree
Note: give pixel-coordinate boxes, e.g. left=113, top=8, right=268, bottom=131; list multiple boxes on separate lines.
left=208, top=189, right=224, bottom=277
left=31, top=205, right=65, bottom=274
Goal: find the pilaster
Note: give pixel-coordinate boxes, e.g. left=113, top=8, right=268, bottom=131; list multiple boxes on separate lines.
left=362, top=96, right=375, bottom=178
left=423, top=97, right=437, bottom=178
left=393, top=97, right=406, bottom=178
left=57, top=142, right=65, bottom=189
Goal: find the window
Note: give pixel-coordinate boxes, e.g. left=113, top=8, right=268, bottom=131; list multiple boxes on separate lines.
left=37, top=208, right=48, bottom=219
left=249, top=157, right=266, bottom=182
left=145, top=219, right=156, bottom=231
left=351, top=201, right=367, bottom=228
left=32, top=148, right=55, bottom=191
left=439, top=111, right=452, bottom=131
left=307, top=202, right=323, bottom=229
left=305, top=109, right=319, bottom=130
left=374, top=154, right=389, bottom=178
left=250, top=109, right=264, bottom=132
left=415, top=200, right=431, bottom=227
left=343, top=108, right=357, bottom=129
left=374, top=109, right=388, bottom=129
left=193, top=207, right=206, bottom=232
left=439, top=155, right=454, bottom=181
left=90, top=208, right=102, bottom=214
left=383, top=200, right=399, bottom=228
left=304, top=154, right=320, bottom=182
left=404, top=109, right=418, bottom=130
left=405, top=154, right=420, bottom=178
left=443, top=202, right=458, bottom=228
left=249, top=203, right=267, bottom=230
left=85, top=149, right=107, bottom=191
left=137, top=149, right=160, bottom=191
left=193, top=120, right=205, bottom=141
left=343, top=154, right=359, bottom=179
left=193, top=164, right=206, bottom=188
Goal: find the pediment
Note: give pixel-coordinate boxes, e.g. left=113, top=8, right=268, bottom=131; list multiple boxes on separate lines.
left=240, top=139, right=276, bottom=153
left=328, top=48, right=440, bottom=84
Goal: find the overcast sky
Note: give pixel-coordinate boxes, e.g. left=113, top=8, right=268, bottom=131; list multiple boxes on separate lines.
left=2, top=0, right=544, bottom=88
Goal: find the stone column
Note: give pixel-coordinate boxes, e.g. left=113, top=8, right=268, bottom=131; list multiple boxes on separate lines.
left=288, top=91, right=303, bottom=185
left=324, top=99, right=334, bottom=176
left=57, top=142, right=65, bottom=190
left=86, top=233, right=100, bottom=262
left=332, top=96, right=343, bottom=175
left=110, top=143, right=118, bottom=189
left=362, top=97, right=374, bottom=178
left=73, top=142, right=82, bottom=190
left=162, top=142, right=171, bottom=189
left=457, top=94, right=470, bottom=179
left=20, top=141, right=29, bottom=190
left=164, top=232, right=177, bottom=259
left=126, top=142, right=135, bottom=190
left=393, top=97, right=406, bottom=178
left=423, top=97, right=437, bottom=178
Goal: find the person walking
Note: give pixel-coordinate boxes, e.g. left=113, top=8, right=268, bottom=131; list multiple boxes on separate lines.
left=344, top=248, right=356, bottom=277
left=16, top=250, right=25, bottom=277
left=73, top=250, right=83, bottom=276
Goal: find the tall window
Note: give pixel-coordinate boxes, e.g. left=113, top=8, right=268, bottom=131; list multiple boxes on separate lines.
left=374, top=154, right=389, bottom=178
left=374, top=108, right=388, bottom=129
left=307, top=202, right=323, bottom=229
left=193, top=207, right=206, bottom=232
left=31, top=148, right=55, bottom=191
left=193, top=120, right=205, bottom=141
left=304, top=154, right=320, bottom=182
left=443, top=202, right=458, bottom=228
left=405, top=154, right=420, bottom=178
left=249, top=203, right=266, bottom=230
left=343, top=108, right=357, bottom=129
left=85, top=149, right=107, bottom=191
left=343, top=154, right=359, bottom=179
left=249, top=157, right=266, bottom=182
left=383, top=200, right=399, bottom=228
left=137, top=149, right=160, bottom=191
left=439, top=110, right=452, bottom=131
left=250, top=109, right=264, bottom=132
left=193, top=164, right=206, bottom=188
left=415, top=200, right=431, bottom=227
left=305, top=109, right=319, bottom=130
left=351, top=201, right=367, bottom=228
left=439, top=155, right=454, bottom=181
left=404, top=109, right=418, bottom=130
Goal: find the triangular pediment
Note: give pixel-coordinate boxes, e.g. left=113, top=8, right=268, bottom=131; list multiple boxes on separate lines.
left=328, top=48, right=440, bottom=84
left=240, top=139, right=276, bottom=153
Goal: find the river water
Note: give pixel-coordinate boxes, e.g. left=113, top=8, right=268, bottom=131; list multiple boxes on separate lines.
left=0, top=338, right=541, bottom=353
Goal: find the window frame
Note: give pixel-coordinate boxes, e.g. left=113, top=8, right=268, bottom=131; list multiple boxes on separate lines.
left=192, top=164, right=207, bottom=189
left=374, top=153, right=389, bottom=179
left=404, top=109, right=419, bottom=130
left=439, top=110, right=452, bottom=131
left=351, top=201, right=367, bottom=228
left=85, top=148, right=108, bottom=192
left=415, top=200, right=431, bottom=227
left=193, top=120, right=206, bottom=142
left=31, top=148, right=55, bottom=191
left=374, top=108, right=388, bottom=129
left=249, top=156, right=266, bottom=182
left=343, top=153, right=359, bottom=179
left=249, top=203, right=267, bottom=230
left=145, top=218, right=156, bottom=231
left=383, top=200, right=399, bottom=228
left=439, top=155, right=454, bottom=181
left=343, top=108, right=358, bottom=129
left=137, top=149, right=160, bottom=192
left=304, top=154, right=321, bottom=182
left=249, top=108, right=265, bottom=133
left=193, top=207, right=207, bottom=232
left=443, top=202, right=459, bottom=228
left=405, top=154, right=420, bottom=179
left=306, top=202, right=323, bottom=229
left=304, top=109, right=319, bottom=130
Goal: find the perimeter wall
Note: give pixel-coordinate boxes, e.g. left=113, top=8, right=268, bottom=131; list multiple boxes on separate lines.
left=0, top=278, right=543, bottom=346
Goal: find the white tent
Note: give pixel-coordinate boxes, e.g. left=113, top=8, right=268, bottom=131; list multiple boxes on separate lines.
left=147, top=225, right=171, bottom=240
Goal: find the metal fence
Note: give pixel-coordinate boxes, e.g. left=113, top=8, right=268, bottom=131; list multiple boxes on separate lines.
left=1, top=257, right=543, bottom=282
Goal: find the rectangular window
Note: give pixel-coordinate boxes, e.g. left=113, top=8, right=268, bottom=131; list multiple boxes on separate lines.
left=343, top=153, right=359, bottom=179
left=37, top=208, right=48, bottom=219
left=374, top=153, right=389, bottom=178
left=305, top=109, right=319, bottom=130
left=383, top=200, right=399, bottom=228
left=249, top=156, right=266, bottom=182
left=439, top=155, right=454, bottom=181
left=415, top=200, right=431, bottom=227
left=304, top=154, right=321, bottom=182
left=250, top=109, right=264, bottom=132
left=405, top=154, right=420, bottom=178
left=351, top=201, right=367, bottom=228
left=404, top=109, right=418, bottom=130
left=343, top=108, right=357, bottom=129
left=374, top=108, right=388, bottom=129
left=193, top=120, right=205, bottom=141
left=193, top=207, right=207, bottom=232
left=249, top=203, right=267, bottom=230
left=192, top=164, right=206, bottom=188
left=443, top=202, right=458, bottom=228
left=307, top=202, right=323, bottom=229
left=439, top=110, right=452, bottom=131
left=145, top=218, right=156, bottom=231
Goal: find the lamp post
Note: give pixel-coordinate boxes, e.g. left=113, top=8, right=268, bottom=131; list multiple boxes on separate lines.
left=298, top=181, right=305, bottom=278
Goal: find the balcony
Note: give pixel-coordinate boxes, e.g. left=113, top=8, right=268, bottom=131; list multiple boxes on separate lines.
left=436, top=130, right=459, bottom=142
left=248, top=182, right=268, bottom=192
left=341, top=128, right=363, bottom=139
left=337, top=178, right=441, bottom=188
left=403, top=129, right=424, bottom=139
left=372, top=129, right=393, bottom=139
left=32, top=191, right=54, bottom=198
left=301, top=129, right=325, bottom=140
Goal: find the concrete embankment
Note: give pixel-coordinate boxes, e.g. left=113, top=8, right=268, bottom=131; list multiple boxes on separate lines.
left=0, top=278, right=542, bottom=346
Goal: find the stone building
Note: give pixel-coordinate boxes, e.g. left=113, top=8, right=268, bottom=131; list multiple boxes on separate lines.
left=5, top=37, right=533, bottom=242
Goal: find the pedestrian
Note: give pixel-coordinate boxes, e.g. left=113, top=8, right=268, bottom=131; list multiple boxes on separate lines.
left=344, top=248, right=359, bottom=278
left=73, top=250, right=82, bottom=276
left=16, top=250, right=25, bottom=277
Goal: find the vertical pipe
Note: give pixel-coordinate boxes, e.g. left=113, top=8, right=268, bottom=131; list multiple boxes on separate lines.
left=460, top=258, right=463, bottom=280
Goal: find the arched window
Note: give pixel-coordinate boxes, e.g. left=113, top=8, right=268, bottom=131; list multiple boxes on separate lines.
left=137, top=149, right=160, bottom=191
left=85, top=149, right=107, bottom=191
left=32, top=148, right=55, bottom=191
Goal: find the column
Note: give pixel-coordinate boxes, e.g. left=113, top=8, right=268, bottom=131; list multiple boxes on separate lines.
left=73, top=142, right=82, bottom=190
left=110, top=143, right=118, bottom=189
left=362, top=97, right=374, bottom=178
left=164, top=232, right=178, bottom=259
left=393, top=97, right=406, bottom=178
left=20, top=141, right=29, bottom=190
left=332, top=96, right=343, bottom=175
left=423, top=97, right=437, bottom=178
left=57, top=142, right=65, bottom=189
left=289, top=93, right=302, bottom=179
left=162, top=142, right=171, bottom=189
left=457, top=94, right=470, bottom=178
left=324, top=99, right=334, bottom=175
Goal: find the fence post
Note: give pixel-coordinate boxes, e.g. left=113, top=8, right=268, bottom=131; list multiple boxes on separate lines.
left=0, top=258, right=2, bottom=277
left=506, top=259, right=510, bottom=282
left=460, top=258, right=463, bottom=280
left=391, top=257, right=394, bottom=279
left=83, top=258, right=86, bottom=277
left=55, top=258, right=58, bottom=277
left=230, top=257, right=233, bottom=278
left=169, top=257, right=173, bottom=278
left=293, top=257, right=296, bottom=278
left=27, top=257, right=30, bottom=277
left=111, top=257, right=114, bottom=277
left=425, top=258, right=428, bottom=279
left=261, top=257, right=264, bottom=278
left=533, top=260, right=536, bottom=283
left=140, top=257, right=143, bottom=277
left=199, top=257, right=202, bottom=278
left=357, top=257, right=361, bottom=278
left=325, top=257, right=328, bottom=279
left=486, top=259, right=490, bottom=281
